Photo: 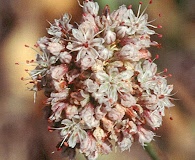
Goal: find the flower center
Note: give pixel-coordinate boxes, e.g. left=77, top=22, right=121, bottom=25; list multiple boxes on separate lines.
left=83, top=42, right=89, bottom=48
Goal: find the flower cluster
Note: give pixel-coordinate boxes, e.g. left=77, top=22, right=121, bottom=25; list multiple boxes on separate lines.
left=23, top=1, right=174, bottom=160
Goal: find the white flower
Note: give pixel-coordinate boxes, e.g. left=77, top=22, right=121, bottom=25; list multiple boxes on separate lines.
left=50, top=64, right=68, bottom=80
left=59, top=51, right=72, bottom=64
left=65, top=104, right=78, bottom=119
left=84, top=79, right=99, bottom=93
left=115, top=4, right=156, bottom=37
left=135, top=60, right=157, bottom=89
left=152, top=78, right=175, bottom=113
left=81, top=55, right=96, bottom=70
left=120, top=93, right=136, bottom=107
left=67, top=26, right=104, bottom=62
left=82, top=14, right=99, bottom=33
left=47, top=13, right=73, bottom=37
left=83, top=1, right=99, bottom=16
left=110, top=5, right=128, bottom=22
left=80, top=103, right=99, bottom=129
left=95, top=68, right=133, bottom=103
left=137, top=126, right=155, bottom=146
left=37, top=36, right=50, bottom=50
left=98, top=46, right=113, bottom=60
left=144, top=110, right=162, bottom=129
left=103, top=29, right=116, bottom=44
left=118, top=136, right=132, bottom=152
left=49, top=102, right=67, bottom=121
left=47, top=42, right=64, bottom=56
left=107, top=103, right=125, bottom=121
left=80, top=135, right=98, bottom=160
left=60, top=119, right=87, bottom=148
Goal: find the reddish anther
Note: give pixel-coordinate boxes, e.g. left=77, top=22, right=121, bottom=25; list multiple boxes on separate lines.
left=128, top=5, right=132, bottom=9
left=158, top=34, right=163, bottom=38
left=57, top=147, right=62, bottom=151
left=155, top=54, right=159, bottom=59
left=163, top=68, right=168, bottom=73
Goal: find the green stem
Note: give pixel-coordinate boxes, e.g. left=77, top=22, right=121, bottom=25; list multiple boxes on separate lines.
left=144, top=143, right=159, bottom=160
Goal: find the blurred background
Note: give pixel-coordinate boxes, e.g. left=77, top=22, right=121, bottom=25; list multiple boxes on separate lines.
left=0, top=0, right=194, bottom=160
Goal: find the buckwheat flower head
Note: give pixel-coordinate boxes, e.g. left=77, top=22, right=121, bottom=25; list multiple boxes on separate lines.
left=21, top=1, right=175, bottom=160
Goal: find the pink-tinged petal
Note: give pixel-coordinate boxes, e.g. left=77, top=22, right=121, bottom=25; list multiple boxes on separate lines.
left=47, top=42, right=64, bottom=56
left=87, top=47, right=99, bottom=58
left=66, top=42, right=83, bottom=51
left=118, top=137, right=132, bottom=152
left=81, top=55, right=96, bottom=70
left=72, top=28, right=85, bottom=42
left=83, top=1, right=99, bottom=16
left=144, top=110, right=162, bottom=129
left=50, top=64, right=68, bottom=80
left=108, top=103, right=125, bottom=121
left=103, top=30, right=116, bottom=44
left=137, top=126, right=155, bottom=146
left=99, top=83, right=109, bottom=93
left=59, top=52, right=72, bottom=64
left=76, top=48, right=87, bottom=61
left=84, top=79, right=99, bottom=93
left=68, top=131, right=78, bottom=148
left=91, top=38, right=104, bottom=46
left=116, top=70, right=133, bottom=80
left=120, top=93, right=136, bottom=107
left=85, top=28, right=94, bottom=41
left=96, top=71, right=110, bottom=82
left=109, top=86, right=118, bottom=102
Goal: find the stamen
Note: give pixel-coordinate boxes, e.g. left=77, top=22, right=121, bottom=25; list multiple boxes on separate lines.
left=137, top=2, right=142, bottom=17
left=137, top=1, right=150, bottom=23
left=147, top=24, right=158, bottom=28
left=77, top=0, right=83, bottom=7
left=102, top=5, right=110, bottom=18
left=149, top=54, right=159, bottom=63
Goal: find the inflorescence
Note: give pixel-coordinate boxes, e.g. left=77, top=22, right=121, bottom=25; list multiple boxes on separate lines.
left=20, top=0, right=174, bottom=159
